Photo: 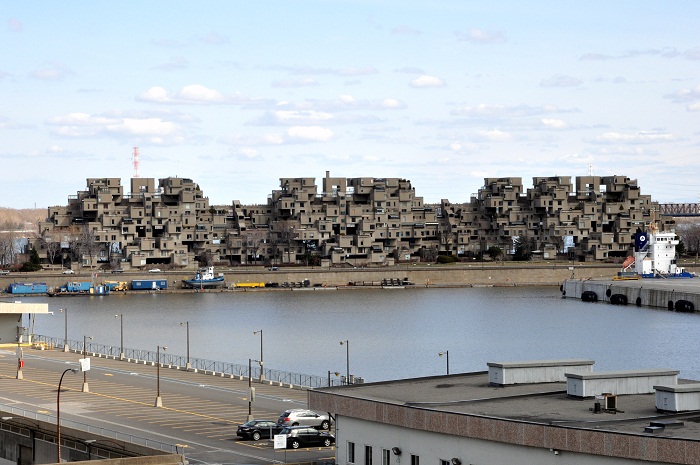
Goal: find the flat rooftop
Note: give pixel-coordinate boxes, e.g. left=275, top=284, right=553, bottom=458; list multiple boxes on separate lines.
left=313, top=372, right=700, bottom=439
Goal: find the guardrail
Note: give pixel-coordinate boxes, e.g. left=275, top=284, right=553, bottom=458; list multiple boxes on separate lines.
left=33, top=335, right=334, bottom=388
left=0, top=403, right=178, bottom=453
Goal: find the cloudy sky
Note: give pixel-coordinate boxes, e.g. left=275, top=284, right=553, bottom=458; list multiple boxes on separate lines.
left=3, top=1, right=699, bottom=209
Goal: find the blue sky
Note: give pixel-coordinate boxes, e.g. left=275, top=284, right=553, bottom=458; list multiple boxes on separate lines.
left=3, top=1, right=699, bottom=208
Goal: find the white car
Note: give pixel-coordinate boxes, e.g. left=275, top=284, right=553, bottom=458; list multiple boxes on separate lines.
left=148, top=268, right=162, bottom=273
left=62, top=269, right=75, bottom=274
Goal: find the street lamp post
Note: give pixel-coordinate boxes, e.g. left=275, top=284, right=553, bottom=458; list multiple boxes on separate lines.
left=180, top=321, right=191, bottom=370
left=247, top=358, right=254, bottom=421
left=155, top=345, right=167, bottom=407
left=439, top=350, right=450, bottom=375
left=115, top=314, right=124, bottom=360
left=340, top=340, right=349, bottom=384
left=82, top=335, right=93, bottom=392
left=61, top=308, right=68, bottom=352
left=57, top=368, right=78, bottom=462
left=253, top=329, right=264, bottom=381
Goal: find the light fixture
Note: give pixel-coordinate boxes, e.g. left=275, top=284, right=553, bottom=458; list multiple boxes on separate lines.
left=451, top=458, right=461, bottom=465
left=391, top=447, right=401, bottom=456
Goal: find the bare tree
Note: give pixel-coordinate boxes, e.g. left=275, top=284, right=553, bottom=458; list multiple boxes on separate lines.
left=438, top=221, right=455, bottom=255
left=0, top=231, right=17, bottom=266
left=243, top=229, right=267, bottom=265
left=69, top=225, right=100, bottom=269
left=679, top=224, right=700, bottom=256
left=274, top=220, right=297, bottom=265
left=39, top=231, right=63, bottom=266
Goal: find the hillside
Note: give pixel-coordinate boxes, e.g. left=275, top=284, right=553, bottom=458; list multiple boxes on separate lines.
left=0, top=207, right=45, bottom=231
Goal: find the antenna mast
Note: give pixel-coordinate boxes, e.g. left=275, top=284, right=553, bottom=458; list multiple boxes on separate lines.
left=132, top=146, right=140, bottom=178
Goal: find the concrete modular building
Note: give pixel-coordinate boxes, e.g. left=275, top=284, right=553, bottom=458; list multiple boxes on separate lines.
left=35, top=172, right=666, bottom=271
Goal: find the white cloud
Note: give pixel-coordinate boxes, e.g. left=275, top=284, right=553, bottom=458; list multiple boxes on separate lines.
left=153, top=56, right=189, bottom=71
left=476, top=129, right=512, bottom=141
left=137, top=84, right=269, bottom=105
left=540, top=74, right=582, bottom=88
left=595, top=131, right=674, bottom=143
left=45, top=112, right=186, bottom=144
left=273, top=110, right=335, bottom=123
left=179, top=84, right=226, bottom=102
left=381, top=98, right=403, bottom=109
left=665, top=84, right=700, bottom=103
left=457, top=28, right=506, bottom=44
left=541, top=118, right=568, bottom=129
left=31, top=62, right=73, bottom=81
left=271, top=77, right=319, bottom=88
left=287, top=126, right=334, bottom=142
left=451, top=104, right=569, bottom=118
left=410, top=75, right=446, bottom=88
left=338, top=67, right=378, bottom=76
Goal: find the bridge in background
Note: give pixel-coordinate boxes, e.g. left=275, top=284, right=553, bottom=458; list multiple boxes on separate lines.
left=659, top=203, right=700, bottom=217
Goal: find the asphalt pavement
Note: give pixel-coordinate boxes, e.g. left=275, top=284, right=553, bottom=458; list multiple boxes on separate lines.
left=0, top=346, right=335, bottom=465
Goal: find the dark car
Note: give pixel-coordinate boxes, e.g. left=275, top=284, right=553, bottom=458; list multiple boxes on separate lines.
left=279, top=426, right=335, bottom=449
left=236, top=420, right=283, bottom=441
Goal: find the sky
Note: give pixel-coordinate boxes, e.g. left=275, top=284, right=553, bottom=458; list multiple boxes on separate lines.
left=2, top=1, right=700, bottom=209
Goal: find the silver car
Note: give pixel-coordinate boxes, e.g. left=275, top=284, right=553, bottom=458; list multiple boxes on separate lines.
left=277, top=409, right=331, bottom=430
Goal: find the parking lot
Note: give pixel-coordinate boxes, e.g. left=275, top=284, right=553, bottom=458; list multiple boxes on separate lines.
left=0, top=347, right=335, bottom=465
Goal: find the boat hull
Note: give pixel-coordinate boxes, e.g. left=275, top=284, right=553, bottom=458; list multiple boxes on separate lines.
left=182, top=277, right=225, bottom=288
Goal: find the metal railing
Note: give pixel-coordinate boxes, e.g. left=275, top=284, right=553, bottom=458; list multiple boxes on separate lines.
left=33, top=335, right=330, bottom=388
left=0, top=403, right=177, bottom=453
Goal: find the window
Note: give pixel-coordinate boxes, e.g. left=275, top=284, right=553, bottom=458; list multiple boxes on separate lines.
left=348, top=442, right=356, bottom=463
left=440, top=461, right=450, bottom=465
left=382, top=449, right=391, bottom=465
left=411, top=455, right=419, bottom=465
left=365, top=445, right=373, bottom=465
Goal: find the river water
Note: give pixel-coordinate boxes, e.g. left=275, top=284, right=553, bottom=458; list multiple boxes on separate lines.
left=14, top=286, right=700, bottom=382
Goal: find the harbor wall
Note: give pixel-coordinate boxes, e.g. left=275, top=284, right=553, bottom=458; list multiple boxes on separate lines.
left=562, top=278, right=700, bottom=311
left=2, top=263, right=700, bottom=291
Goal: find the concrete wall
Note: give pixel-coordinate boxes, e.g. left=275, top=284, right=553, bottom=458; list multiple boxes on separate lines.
left=0, top=263, right=646, bottom=291
left=334, top=415, right=673, bottom=465
left=312, top=391, right=700, bottom=464
left=562, top=279, right=700, bottom=311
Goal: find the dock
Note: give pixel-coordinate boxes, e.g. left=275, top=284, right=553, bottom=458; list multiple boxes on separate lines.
left=562, top=277, right=700, bottom=311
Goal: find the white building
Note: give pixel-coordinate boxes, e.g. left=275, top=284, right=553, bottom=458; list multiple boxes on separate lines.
left=310, top=359, right=700, bottom=465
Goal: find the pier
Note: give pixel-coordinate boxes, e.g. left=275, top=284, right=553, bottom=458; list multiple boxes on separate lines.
left=562, top=277, right=700, bottom=311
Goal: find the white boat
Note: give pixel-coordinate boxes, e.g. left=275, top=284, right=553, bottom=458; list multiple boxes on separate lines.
left=620, top=225, right=694, bottom=279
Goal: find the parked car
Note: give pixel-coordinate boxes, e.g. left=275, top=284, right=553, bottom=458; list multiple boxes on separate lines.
left=279, top=426, right=335, bottom=449
left=148, top=268, right=162, bottom=273
left=0, top=270, right=9, bottom=275
left=269, top=266, right=279, bottom=271
left=111, top=269, right=124, bottom=273
left=277, top=409, right=331, bottom=430
left=62, top=269, right=75, bottom=274
left=236, top=420, right=283, bottom=441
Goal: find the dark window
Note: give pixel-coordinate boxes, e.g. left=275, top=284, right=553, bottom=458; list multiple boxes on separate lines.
left=348, top=442, right=355, bottom=463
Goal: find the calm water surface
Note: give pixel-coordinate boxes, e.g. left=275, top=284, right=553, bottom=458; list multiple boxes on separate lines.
left=16, top=287, right=700, bottom=382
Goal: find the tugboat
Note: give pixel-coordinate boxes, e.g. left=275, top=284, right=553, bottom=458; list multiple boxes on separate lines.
left=182, top=266, right=225, bottom=288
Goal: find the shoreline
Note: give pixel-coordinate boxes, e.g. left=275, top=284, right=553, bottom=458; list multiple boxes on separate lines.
left=3, top=262, right=700, bottom=297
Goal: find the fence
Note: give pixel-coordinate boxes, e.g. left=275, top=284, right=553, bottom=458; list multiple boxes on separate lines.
left=0, top=403, right=177, bottom=453
left=33, top=335, right=334, bottom=388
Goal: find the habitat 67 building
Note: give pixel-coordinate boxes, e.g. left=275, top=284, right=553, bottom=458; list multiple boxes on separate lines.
left=35, top=172, right=662, bottom=270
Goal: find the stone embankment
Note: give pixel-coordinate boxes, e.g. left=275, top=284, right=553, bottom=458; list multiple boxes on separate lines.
left=3, top=262, right=685, bottom=292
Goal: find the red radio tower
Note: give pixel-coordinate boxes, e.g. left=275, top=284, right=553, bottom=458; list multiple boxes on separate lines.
left=132, top=146, right=140, bottom=178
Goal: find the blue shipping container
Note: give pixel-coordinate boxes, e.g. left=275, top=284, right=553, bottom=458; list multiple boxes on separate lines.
left=8, top=283, right=49, bottom=294
left=131, top=279, right=168, bottom=290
